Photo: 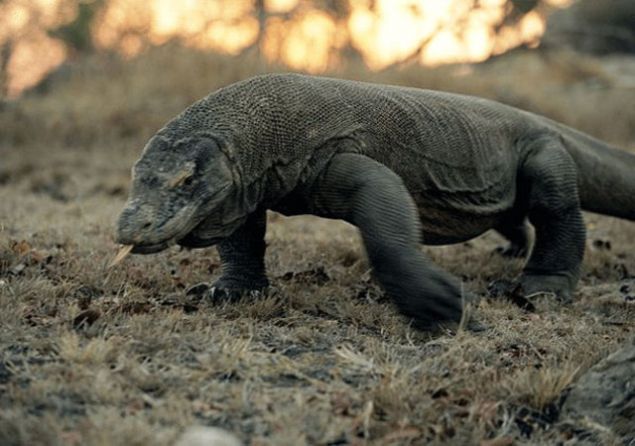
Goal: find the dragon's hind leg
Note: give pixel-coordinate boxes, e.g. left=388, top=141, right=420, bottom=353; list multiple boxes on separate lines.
left=517, top=137, right=586, bottom=302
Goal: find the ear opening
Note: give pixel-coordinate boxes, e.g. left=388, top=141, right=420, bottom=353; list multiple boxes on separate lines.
left=193, top=137, right=223, bottom=166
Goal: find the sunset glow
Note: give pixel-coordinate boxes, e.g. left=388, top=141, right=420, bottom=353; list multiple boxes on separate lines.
left=0, top=0, right=573, bottom=97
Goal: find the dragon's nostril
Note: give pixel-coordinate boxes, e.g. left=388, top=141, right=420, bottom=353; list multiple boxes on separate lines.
left=142, top=222, right=152, bottom=229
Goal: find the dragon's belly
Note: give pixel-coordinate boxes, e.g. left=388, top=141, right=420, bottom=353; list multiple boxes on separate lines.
left=419, top=214, right=498, bottom=245
left=415, top=198, right=508, bottom=245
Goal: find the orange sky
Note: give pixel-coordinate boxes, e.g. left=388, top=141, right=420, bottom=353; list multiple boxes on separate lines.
left=1, top=0, right=573, bottom=96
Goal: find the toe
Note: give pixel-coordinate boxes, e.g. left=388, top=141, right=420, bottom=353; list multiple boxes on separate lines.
left=186, top=282, right=211, bottom=297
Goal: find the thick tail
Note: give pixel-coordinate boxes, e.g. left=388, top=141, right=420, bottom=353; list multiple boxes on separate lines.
left=554, top=123, right=635, bottom=221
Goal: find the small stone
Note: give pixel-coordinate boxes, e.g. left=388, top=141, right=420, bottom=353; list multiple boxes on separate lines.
left=10, top=263, right=26, bottom=275
left=173, top=426, right=241, bottom=446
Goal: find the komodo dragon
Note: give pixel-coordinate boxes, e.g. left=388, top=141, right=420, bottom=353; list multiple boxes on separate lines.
left=116, top=73, right=635, bottom=330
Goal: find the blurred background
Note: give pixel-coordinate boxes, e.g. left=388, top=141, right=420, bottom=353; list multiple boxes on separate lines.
left=0, top=0, right=586, bottom=96
left=1, top=0, right=633, bottom=94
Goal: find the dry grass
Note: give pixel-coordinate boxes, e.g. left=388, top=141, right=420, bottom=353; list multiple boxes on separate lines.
left=0, top=45, right=634, bottom=445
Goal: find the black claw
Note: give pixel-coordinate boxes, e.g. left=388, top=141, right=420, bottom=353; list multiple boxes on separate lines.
left=186, top=282, right=211, bottom=297
left=206, top=277, right=268, bottom=303
left=208, top=286, right=239, bottom=302
left=208, top=286, right=220, bottom=299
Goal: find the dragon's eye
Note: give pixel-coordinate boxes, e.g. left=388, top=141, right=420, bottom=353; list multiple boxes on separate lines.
left=169, top=170, right=194, bottom=188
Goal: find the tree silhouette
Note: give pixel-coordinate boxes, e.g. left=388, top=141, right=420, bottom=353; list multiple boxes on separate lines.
left=48, top=1, right=105, bottom=55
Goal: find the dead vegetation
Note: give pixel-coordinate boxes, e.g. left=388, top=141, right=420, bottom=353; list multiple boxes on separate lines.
left=0, top=46, right=634, bottom=445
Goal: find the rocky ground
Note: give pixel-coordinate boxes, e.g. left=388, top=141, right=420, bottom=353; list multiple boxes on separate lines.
left=0, top=47, right=634, bottom=445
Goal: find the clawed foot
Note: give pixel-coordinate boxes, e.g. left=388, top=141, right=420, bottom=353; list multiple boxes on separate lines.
left=426, top=296, right=487, bottom=334
left=520, top=273, right=573, bottom=303
left=186, top=276, right=269, bottom=302
left=396, top=268, right=483, bottom=332
left=488, top=273, right=574, bottom=310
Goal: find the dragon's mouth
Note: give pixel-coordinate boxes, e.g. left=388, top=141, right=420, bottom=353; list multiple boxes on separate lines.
left=127, top=211, right=207, bottom=254
left=131, top=240, right=173, bottom=254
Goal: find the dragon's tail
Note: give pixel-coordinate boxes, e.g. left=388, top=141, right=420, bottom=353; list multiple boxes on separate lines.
left=556, top=124, right=635, bottom=221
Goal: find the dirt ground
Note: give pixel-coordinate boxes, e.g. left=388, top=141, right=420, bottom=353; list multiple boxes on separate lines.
left=0, top=47, right=634, bottom=445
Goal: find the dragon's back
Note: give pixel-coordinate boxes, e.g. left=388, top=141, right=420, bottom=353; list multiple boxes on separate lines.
left=162, top=74, right=533, bottom=210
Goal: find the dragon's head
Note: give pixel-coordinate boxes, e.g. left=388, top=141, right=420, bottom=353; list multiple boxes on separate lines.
left=116, top=135, right=236, bottom=253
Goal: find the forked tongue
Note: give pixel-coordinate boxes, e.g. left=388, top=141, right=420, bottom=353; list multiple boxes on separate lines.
left=109, top=245, right=134, bottom=268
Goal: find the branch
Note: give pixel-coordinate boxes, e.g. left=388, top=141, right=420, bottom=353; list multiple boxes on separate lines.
left=0, top=39, right=12, bottom=100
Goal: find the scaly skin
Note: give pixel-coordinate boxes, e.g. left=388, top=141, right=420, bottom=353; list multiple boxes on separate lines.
left=116, top=74, right=635, bottom=330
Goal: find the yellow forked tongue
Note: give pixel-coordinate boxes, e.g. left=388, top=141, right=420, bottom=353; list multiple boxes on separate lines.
left=109, top=245, right=134, bottom=268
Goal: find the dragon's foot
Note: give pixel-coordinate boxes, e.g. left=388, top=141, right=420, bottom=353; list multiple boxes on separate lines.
left=186, top=276, right=269, bottom=302
left=488, top=273, right=574, bottom=310
left=519, top=273, right=573, bottom=303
